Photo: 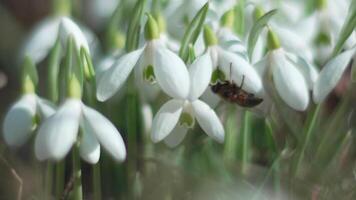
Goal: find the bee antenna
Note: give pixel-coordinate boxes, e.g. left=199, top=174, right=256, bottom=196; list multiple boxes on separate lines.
left=229, top=63, right=232, bottom=83
left=239, top=75, right=245, bottom=89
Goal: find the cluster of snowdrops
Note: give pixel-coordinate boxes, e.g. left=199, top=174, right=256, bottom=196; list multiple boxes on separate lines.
left=2, top=0, right=356, bottom=167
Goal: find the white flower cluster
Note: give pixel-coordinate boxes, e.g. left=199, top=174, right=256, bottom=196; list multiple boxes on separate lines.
left=2, top=0, right=356, bottom=163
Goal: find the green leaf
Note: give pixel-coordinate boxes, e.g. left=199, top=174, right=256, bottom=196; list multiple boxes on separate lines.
left=47, top=39, right=62, bottom=102
left=234, top=0, right=245, bottom=36
left=247, top=9, right=278, bottom=60
left=125, top=0, right=147, bottom=52
left=178, top=2, right=209, bottom=62
left=332, top=2, right=356, bottom=57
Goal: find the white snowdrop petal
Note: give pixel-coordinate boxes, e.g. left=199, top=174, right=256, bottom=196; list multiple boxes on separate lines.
left=286, top=54, right=319, bottom=90
left=313, top=49, right=355, bottom=103
left=188, top=53, right=213, bottom=101
left=218, top=48, right=263, bottom=94
left=82, top=105, right=126, bottom=162
left=272, top=25, right=313, bottom=61
left=21, top=17, right=59, bottom=64
left=191, top=100, right=224, bottom=143
left=96, top=47, right=144, bottom=101
left=154, top=47, right=190, bottom=99
left=59, top=17, right=90, bottom=52
left=36, top=98, right=56, bottom=118
left=79, top=119, right=101, bottom=164
left=164, top=126, right=189, bottom=148
left=200, top=88, right=221, bottom=109
left=271, top=50, right=310, bottom=111
left=3, top=95, right=37, bottom=146
left=35, top=99, right=81, bottom=161
left=151, top=99, right=184, bottom=143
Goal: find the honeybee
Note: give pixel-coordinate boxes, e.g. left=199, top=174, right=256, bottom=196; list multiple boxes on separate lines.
left=211, top=64, right=263, bottom=107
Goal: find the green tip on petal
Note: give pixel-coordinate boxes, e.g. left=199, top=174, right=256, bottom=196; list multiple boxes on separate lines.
left=211, top=68, right=226, bottom=84
left=179, top=112, right=195, bottom=128
left=253, top=6, right=265, bottom=22
left=315, top=32, right=331, bottom=45
left=220, top=9, right=235, bottom=28
left=267, top=29, right=281, bottom=50
left=67, top=75, right=82, bottom=99
left=203, top=25, right=218, bottom=47
left=143, top=65, right=156, bottom=83
left=144, top=13, right=160, bottom=40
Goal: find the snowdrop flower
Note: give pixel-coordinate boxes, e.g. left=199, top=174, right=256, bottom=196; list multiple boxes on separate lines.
left=151, top=53, right=224, bottom=147
left=3, top=57, right=55, bottom=147
left=204, top=25, right=263, bottom=95
left=35, top=76, right=126, bottom=164
left=313, top=47, right=356, bottom=103
left=3, top=95, right=55, bottom=147
left=260, top=30, right=310, bottom=111
left=21, top=16, right=97, bottom=64
left=97, top=15, right=190, bottom=102
left=217, top=9, right=248, bottom=58
left=298, top=0, right=355, bottom=63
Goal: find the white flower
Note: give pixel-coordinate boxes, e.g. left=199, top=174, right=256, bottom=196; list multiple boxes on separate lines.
left=20, top=17, right=96, bottom=64
left=3, top=94, right=55, bottom=147
left=217, top=27, right=248, bottom=59
left=58, top=17, right=90, bottom=53
left=313, top=48, right=355, bottom=103
left=264, top=48, right=310, bottom=111
left=151, top=53, right=224, bottom=147
left=34, top=98, right=126, bottom=164
left=96, top=39, right=190, bottom=102
left=207, top=45, right=263, bottom=94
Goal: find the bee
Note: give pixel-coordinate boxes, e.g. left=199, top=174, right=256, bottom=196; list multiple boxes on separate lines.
left=211, top=64, right=263, bottom=107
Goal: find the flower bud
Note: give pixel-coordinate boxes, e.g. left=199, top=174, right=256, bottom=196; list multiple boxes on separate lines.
left=203, top=25, right=218, bottom=47
left=316, top=0, right=327, bottom=10
left=67, top=75, right=82, bottom=99
left=154, top=13, right=166, bottom=33
left=267, top=29, right=281, bottom=50
left=220, top=9, right=234, bottom=29
left=253, top=6, right=265, bottom=22
left=144, top=14, right=160, bottom=40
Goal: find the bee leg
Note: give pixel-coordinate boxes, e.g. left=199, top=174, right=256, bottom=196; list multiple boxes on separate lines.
left=239, top=75, right=245, bottom=89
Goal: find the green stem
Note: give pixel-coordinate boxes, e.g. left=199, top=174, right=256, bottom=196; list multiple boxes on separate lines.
left=93, top=163, right=102, bottom=200
left=292, top=104, right=321, bottom=177
left=44, top=162, right=54, bottom=198
left=55, top=161, right=65, bottom=200
left=223, top=105, right=238, bottom=165
left=239, top=111, right=252, bottom=175
left=71, top=145, right=82, bottom=200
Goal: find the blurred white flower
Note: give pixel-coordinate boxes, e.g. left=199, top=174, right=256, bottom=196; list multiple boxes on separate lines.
left=34, top=98, right=126, bottom=164
left=313, top=47, right=355, bottom=103
left=263, top=48, right=310, bottom=111
left=20, top=16, right=98, bottom=64
left=3, top=94, right=55, bottom=147
left=151, top=53, right=224, bottom=147
left=97, top=16, right=190, bottom=102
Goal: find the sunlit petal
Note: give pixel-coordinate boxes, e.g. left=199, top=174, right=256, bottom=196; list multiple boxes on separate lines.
left=191, top=100, right=224, bottom=143
left=96, top=47, right=144, bottom=101
left=151, top=99, right=184, bottom=142
left=3, top=94, right=37, bottom=146
left=35, top=99, right=81, bottom=161
left=82, top=104, right=126, bottom=162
